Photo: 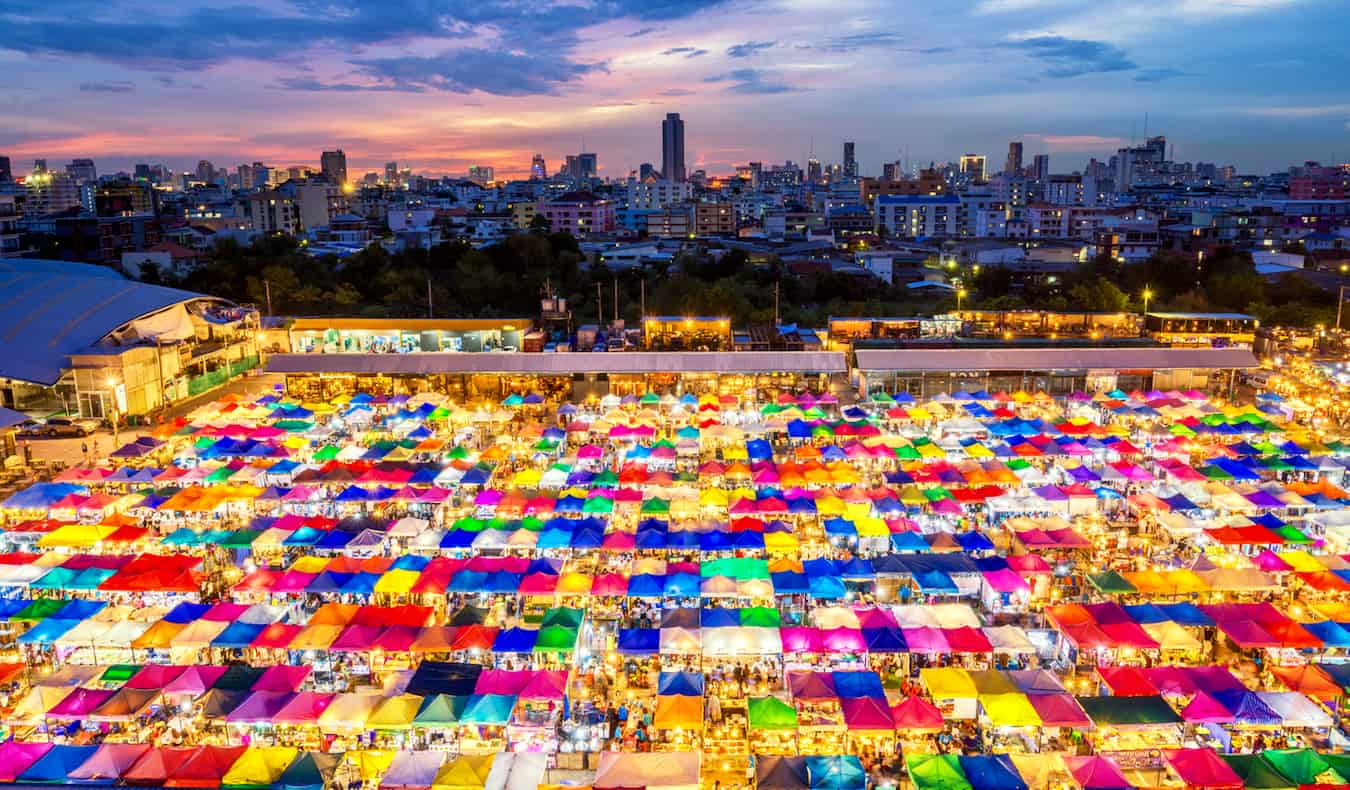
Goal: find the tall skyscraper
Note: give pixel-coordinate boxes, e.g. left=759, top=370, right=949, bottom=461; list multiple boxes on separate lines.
left=577, top=153, right=598, bottom=180
left=384, top=161, right=398, bottom=186
left=1032, top=154, right=1049, bottom=181
left=530, top=153, right=547, bottom=180
left=662, top=113, right=686, bottom=182
left=0, top=156, right=10, bottom=183
left=321, top=149, right=348, bottom=186
left=66, top=158, right=97, bottom=183
left=1005, top=141, right=1023, bottom=176
left=195, top=160, right=214, bottom=184
left=842, top=141, right=857, bottom=178
left=807, top=158, right=822, bottom=184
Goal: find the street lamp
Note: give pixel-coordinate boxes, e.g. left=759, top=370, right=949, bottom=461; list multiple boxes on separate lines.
left=1142, top=287, right=1153, bottom=315
left=957, top=288, right=968, bottom=312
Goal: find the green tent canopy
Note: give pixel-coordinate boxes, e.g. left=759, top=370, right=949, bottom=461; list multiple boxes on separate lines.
left=1075, top=695, right=1182, bottom=726
left=1220, top=755, right=1296, bottom=790
left=747, top=696, right=799, bottom=730
left=906, top=754, right=973, bottom=790
left=1087, top=570, right=1138, bottom=595
left=1261, top=749, right=1345, bottom=786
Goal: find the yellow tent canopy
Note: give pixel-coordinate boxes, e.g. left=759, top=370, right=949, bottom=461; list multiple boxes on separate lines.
left=921, top=668, right=977, bottom=699
left=220, top=747, right=299, bottom=787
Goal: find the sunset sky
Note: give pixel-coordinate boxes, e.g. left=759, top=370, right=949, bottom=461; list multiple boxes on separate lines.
left=2, top=0, right=1346, bottom=179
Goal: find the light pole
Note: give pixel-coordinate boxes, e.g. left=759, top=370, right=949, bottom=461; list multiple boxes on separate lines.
left=105, top=377, right=120, bottom=447
left=1142, top=287, right=1152, bottom=315
left=957, top=288, right=967, bottom=313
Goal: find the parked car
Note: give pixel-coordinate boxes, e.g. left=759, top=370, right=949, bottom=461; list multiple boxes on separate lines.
left=19, top=417, right=101, bottom=437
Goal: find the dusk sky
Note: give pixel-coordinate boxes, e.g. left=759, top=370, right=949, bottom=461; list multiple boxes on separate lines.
left=2, top=0, right=1347, bottom=179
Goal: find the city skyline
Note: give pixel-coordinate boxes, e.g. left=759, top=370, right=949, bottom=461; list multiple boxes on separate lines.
left=1, top=0, right=1348, bottom=178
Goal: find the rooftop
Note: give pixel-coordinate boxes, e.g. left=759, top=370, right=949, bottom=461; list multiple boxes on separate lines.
left=855, top=346, right=1258, bottom=372
left=0, top=260, right=214, bottom=385
left=267, top=350, right=848, bottom=376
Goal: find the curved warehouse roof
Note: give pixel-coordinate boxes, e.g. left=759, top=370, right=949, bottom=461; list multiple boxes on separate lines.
left=0, top=260, right=209, bottom=385
left=267, top=351, right=848, bottom=376
left=855, top=347, right=1258, bottom=372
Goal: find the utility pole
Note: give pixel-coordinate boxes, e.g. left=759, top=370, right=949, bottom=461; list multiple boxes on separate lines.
left=427, top=279, right=434, bottom=319
left=774, top=282, right=780, bottom=325
left=640, top=278, right=646, bottom=324
left=597, top=282, right=604, bottom=327
left=264, top=279, right=273, bottom=318
left=1337, top=285, right=1347, bottom=331
left=613, top=280, right=619, bottom=325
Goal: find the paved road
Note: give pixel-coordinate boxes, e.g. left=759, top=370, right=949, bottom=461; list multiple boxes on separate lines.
left=19, top=373, right=285, bottom=469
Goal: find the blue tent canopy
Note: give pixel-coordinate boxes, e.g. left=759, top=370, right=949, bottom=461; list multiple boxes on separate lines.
left=657, top=670, right=705, bottom=696
left=831, top=671, right=885, bottom=699
left=959, top=755, right=1028, bottom=790
left=617, top=628, right=660, bottom=654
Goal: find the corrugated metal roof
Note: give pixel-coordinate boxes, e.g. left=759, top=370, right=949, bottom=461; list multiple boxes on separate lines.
left=0, top=260, right=207, bottom=385
left=854, top=347, right=1259, bottom=372
left=289, top=317, right=533, bottom=332
left=266, top=351, right=848, bottom=375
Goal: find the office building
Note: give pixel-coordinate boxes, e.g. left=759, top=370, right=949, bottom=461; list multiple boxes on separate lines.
left=1005, top=141, right=1023, bottom=175
left=320, top=150, right=348, bottom=187
left=66, top=158, right=97, bottom=183
left=959, top=154, right=987, bottom=182
left=384, top=161, right=399, bottom=186
left=807, top=159, right=822, bottom=184
left=1032, top=154, right=1049, bottom=181
left=530, top=153, right=547, bottom=180
left=662, top=113, right=686, bottom=182
left=468, top=165, right=495, bottom=184
left=577, top=153, right=598, bottom=180
left=0, top=156, right=11, bottom=183
left=843, top=142, right=857, bottom=178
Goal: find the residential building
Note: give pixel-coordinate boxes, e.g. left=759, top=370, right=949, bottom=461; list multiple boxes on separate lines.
left=540, top=191, right=615, bottom=235
left=238, top=191, right=300, bottom=235
left=289, top=180, right=345, bottom=232
left=860, top=170, right=945, bottom=206
left=24, top=171, right=82, bottom=216
left=0, top=156, right=10, bottom=183
left=662, top=113, right=686, bottom=182
left=195, top=159, right=215, bottom=184
left=530, top=153, right=547, bottom=180
left=320, top=149, right=348, bottom=186
left=95, top=179, right=159, bottom=217
left=646, top=207, right=691, bottom=238
left=468, top=165, right=495, bottom=184
left=0, top=194, right=20, bottom=258
left=1045, top=174, right=1085, bottom=206
left=628, top=177, right=692, bottom=209
left=873, top=194, right=961, bottom=238
left=1289, top=165, right=1349, bottom=200
left=1091, top=215, right=1161, bottom=262
left=510, top=201, right=538, bottom=229
left=694, top=201, right=735, bottom=236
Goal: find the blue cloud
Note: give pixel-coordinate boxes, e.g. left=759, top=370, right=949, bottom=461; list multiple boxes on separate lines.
left=813, top=31, right=903, bottom=52
left=705, top=68, right=798, bottom=94
left=726, top=40, right=776, bottom=58
left=1004, top=35, right=1136, bottom=78
left=1134, top=67, right=1187, bottom=82
left=79, top=80, right=134, bottom=92
left=662, top=47, right=709, bottom=58
left=349, top=49, right=607, bottom=96
left=0, top=0, right=727, bottom=93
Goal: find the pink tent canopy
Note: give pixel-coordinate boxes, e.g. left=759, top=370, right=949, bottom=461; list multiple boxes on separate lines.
left=1164, top=749, right=1244, bottom=790
left=253, top=665, right=311, bottom=693
left=1027, top=694, right=1091, bottom=728
left=781, top=627, right=823, bottom=654
left=1180, top=692, right=1234, bottom=723
left=0, top=742, right=53, bottom=782
left=163, top=666, right=229, bottom=696
left=820, top=627, right=867, bottom=653
left=1066, top=756, right=1132, bottom=790
left=891, top=695, right=945, bottom=731
left=841, top=697, right=895, bottom=730
left=902, top=626, right=950, bottom=653
left=47, top=687, right=115, bottom=718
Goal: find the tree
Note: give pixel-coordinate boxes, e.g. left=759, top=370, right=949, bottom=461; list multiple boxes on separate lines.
left=1068, top=279, right=1129, bottom=312
left=528, top=214, right=551, bottom=233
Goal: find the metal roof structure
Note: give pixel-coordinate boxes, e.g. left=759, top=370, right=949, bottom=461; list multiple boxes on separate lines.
left=0, top=260, right=208, bottom=386
left=267, top=351, right=848, bottom=376
left=854, top=347, right=1259, bottom=372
